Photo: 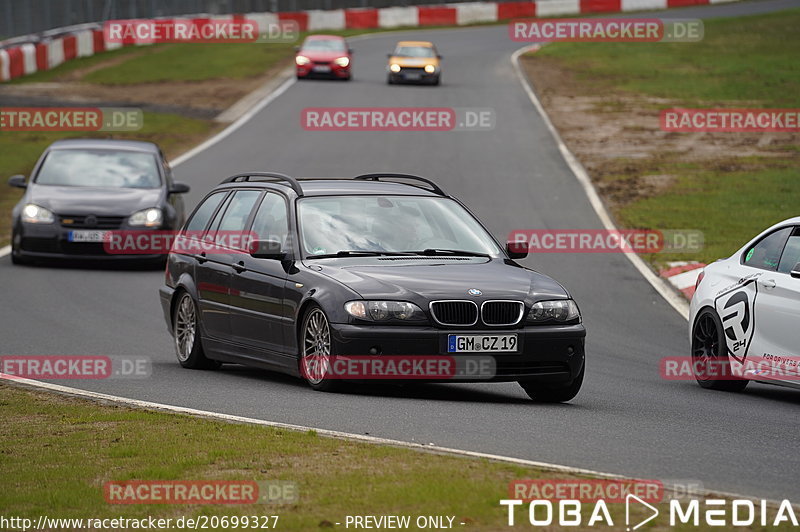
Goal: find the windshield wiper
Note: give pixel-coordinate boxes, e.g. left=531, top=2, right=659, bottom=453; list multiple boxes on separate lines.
left=414, top=249, right=491, bottom=258
left=307, top=250, right=414, bottom=259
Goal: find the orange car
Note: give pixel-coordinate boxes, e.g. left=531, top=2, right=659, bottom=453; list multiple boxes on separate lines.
left=386, top=41, right=441, bottom=85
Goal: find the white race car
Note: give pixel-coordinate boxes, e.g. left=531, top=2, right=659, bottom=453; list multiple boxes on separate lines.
left=689, top=217, right=800, bottom=391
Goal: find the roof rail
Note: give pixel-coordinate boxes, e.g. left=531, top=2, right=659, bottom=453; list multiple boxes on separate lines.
left=221, top=172, right=303, bottom=196
left=353, top=173, right=445, bottom=196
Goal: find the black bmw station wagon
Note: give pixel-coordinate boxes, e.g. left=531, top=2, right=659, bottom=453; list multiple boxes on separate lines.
left=159, top=173, right=586, bottom=402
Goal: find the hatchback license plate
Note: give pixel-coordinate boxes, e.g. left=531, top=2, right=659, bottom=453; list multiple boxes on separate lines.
left=448, top=334, right=517, bottom=353
left=68, top=230, right=109, bottom=242
left=313, top=65, right=331, bottom=72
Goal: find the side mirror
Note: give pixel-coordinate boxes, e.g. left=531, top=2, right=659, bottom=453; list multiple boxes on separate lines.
left=387, top=53, right=393, bottom=58
left=249, top=239, right=286, bottom=260
left=437, top=54, right=443, bottom=59
left=791, top=263, right=800, bottom=279
left=348, top=48, right=354, bottom=55
left=8, top=175, right=27, bottom=189
left=294, top=46, right=300, bottom=53
left=506, top=241, right=528, bottom=260
left=169, top=182, right=190, bottom=194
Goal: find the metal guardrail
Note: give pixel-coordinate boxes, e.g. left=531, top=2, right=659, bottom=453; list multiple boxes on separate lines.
left=1, top=0, right=511, bottom=40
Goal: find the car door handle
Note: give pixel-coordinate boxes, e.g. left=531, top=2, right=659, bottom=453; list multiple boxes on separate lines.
left=196, top=251, right=207, bottom=264
left=232, top=261, right=246, bottom=273
left=759, top=278, right=776, bottom=289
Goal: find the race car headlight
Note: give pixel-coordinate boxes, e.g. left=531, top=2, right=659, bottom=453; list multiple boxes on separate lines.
left=345, top=301, right=426, bottom=322
left=334, top=57, right=350, bottom=67
left=128, top=207, right=162, bottom=227
left=389, top=63, right=401, bottom=73
left=527, top=299, right=580, bottom=324
left=296, top=55, right=311, bottom=65
left=424, top=64, right=436, bottom=73
left=22, top=203, right=55, bottom=224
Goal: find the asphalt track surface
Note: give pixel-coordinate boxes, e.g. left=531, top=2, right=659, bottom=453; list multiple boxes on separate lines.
left=2, top=0, right=799, bottom=501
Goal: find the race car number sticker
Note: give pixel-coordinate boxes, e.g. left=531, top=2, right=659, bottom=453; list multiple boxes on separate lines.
left=714, top=280, right=758, bottom=363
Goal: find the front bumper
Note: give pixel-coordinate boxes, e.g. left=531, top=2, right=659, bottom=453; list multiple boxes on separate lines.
left=329, top=322, right=585, bottom=383
left=15, top=223, right=165, bottom=261
left=297, top=62, right=350, bottom=78
left=389, top=68, right=439, bottom=83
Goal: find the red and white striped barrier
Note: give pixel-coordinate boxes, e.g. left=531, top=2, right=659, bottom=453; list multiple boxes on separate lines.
left=660, top=261, right=706, bottom=299
left=0, top=0, right=735, bottom=82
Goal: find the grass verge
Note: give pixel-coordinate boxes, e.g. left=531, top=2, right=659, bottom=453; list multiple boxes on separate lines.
left=524, top=9, right=800, bottom=266
left=1, top=381, right=791, bottom=531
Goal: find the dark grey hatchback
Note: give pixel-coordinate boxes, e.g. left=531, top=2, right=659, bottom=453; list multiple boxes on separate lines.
left=159, top=173, right=586, bottom=402
left=8, top=139, right=190, bottom=264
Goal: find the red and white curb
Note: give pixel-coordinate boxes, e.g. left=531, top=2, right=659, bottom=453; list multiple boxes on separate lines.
left=1, top=0, right=737, bottom=83
left=659, top=261, right=705, bottom=300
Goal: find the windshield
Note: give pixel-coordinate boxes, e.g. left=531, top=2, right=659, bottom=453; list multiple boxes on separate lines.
left=35, top=149, right=161, bottom=189
left=298, top=196, right=501, bottom=258
left=394, top=46, right=435, bottom=58
left=302, top=39, right=346, bottom=52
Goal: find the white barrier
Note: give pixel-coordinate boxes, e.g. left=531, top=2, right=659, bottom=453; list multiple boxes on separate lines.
left=76, top=29, right=94, bottom=57
left=308, top=9, right=346, bottom=30
left=536, top=0, right=581, bottom=16
left=621, top=0, right=668, bottom=10
left=247, top=12, right=280, bottom=34
left=0, top=49, right=9, bottom=81
left=47, top=38, right=65, bottom=69
left=378, top=6, right=419, bottom=28
left=454, top=2, right=499, bottom=25
left=21, top=43, right=36, bottom=74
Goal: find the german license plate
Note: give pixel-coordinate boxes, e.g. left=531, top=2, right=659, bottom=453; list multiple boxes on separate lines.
left=68, top=230, right=109, bottom=242
left=448, top=334, right=518, bottom=353
left=313, top=65, right=331, bottom=72
left=404, top=73, right=421, bottom=80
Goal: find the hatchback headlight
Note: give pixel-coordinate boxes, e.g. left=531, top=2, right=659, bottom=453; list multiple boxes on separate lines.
left=527, top=299, right=580, bottom=324
left=389, top=63, right=401, bottom=73
left=334, top=57, right=350, bottom=67
left=129, top=207, right=162, bottom=227
left=345, top=301, right=426, bottom=322
left=296, top=55, right=311, bottom=65
left=424, top=64, right=436, bottom=73
left=22, top=203, right=55, bottom=224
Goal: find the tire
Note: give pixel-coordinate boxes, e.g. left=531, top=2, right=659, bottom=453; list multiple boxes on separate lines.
left=691, top=308, right=748, bottom=391
left=173, top=291, right=220, bottom=370
left=387, top=75, right=394, bottom=85
left=299, top=304, right=341, bottom=392
left=10, top=250, right=31, bottom=265
left=519, top=362, right=584, bottom=403
left=431, top=75, right=440, bottom=86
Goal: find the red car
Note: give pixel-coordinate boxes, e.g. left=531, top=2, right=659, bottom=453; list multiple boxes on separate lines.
left=295, top=35, right=352, bottom=80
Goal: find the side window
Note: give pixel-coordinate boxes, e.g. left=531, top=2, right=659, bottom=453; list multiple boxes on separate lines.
left=777, top=228, right=800, bottom=274
left=743, top=227, right=792, bottom=272
left=215, top=190, right=262, bottom=249
left=251, top=192, right=289, bottom=249
left=185, top=192, right=226, bottom=232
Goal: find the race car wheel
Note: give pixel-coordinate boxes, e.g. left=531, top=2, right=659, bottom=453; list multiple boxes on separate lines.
left=519, top=362, right=584, bottom=403
left=173, top=291, right=220, bottom=370
left=299, top=305, right=342, bottom=392
left=691, top=308, right=748, bottom=392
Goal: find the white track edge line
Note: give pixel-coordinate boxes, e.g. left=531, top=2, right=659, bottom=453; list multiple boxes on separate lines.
left=4, top=373, right=784, bottom=506
left=510, top=45, right=690, bottom=321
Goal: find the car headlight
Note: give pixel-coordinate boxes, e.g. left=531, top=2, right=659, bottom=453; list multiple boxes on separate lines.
left=389, top=63, right=401, bottom=73
left=334, top=57, right=350, bottom=67
left=527, top=299, right=581, bottom=324
left=424, top=64, right=436, bottom=73
left=296, top=55, right=311, bottom=65
left=22, top=204, right=55, bottom=224
left=345, top=301, right=426, bottom=322
left=128, top=208, right=163, bottom=227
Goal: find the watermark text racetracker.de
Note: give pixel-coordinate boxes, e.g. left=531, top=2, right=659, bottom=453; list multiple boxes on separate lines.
left=0, top=107, right=143, bottom=132
left=508, top=229, right=703, bottom=254
left=509, top=18, right=703, bottom=42
left=301, top=107, right=495, bottom=131
left=104, top=18, right=298, bottom=44
left=300, top=355, right=497, bottom=380
left=104, top=480, right=297, bottom=505
left=661, top=355, right=800, bottom=381
left=661, top=108, right=800, bottom=132
left=0, top=355, right=150, bottom=380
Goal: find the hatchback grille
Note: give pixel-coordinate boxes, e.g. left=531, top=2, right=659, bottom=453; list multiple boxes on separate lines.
left=429, top=301, right=478, bottom=326
left=59, top=215, right=125, bottom=229
left=482, top=301, right=524, bottom=326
